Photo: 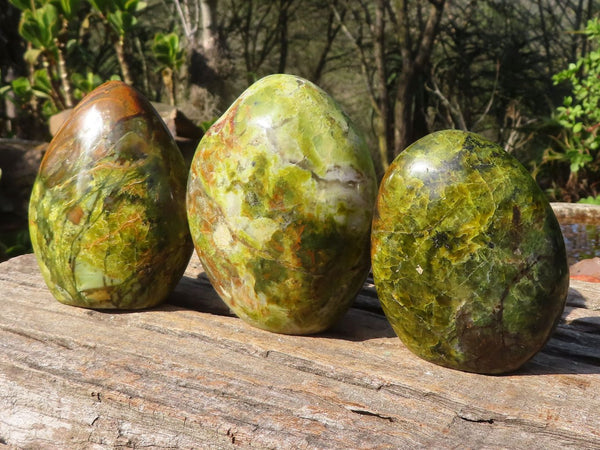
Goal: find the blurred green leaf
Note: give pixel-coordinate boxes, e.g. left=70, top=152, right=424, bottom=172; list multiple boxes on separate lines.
left=551, top=17, right=600, bottom=182
left=11, top=77, right=32, bottom=98
left=578, top=196, right=600, bottom=205
left=88, top=0, right=113, bottom=14
left=152, top=32, right=184, bottom=70
left=9, top=0, right=37, bottom=11
left=19, top=3, right=59, bottom=49
left=24, top=48, right=42, bottom=65
left=56, top=0, right=81, bottom=19
left=0, top=85, right=12, bottom=98
left=32, top=69, right=53, bottom=96
left=41, top=97, right=58, bottom=116
left=107, top=9, right=136, bottom=34
left=71, top=71, right=103, bottom=99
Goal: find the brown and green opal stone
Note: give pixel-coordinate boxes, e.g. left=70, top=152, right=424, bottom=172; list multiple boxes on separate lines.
left=29, top=81, right=193, bottom=309
left=371, top=130, right=569, bottom=374
left=187, top=74, right=377, bottom=335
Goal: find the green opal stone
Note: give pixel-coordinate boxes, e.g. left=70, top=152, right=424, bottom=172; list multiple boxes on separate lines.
left=371, top=130, right=569, bottom=374
left=187, top=74, right=377, bottom=335
left=29, top=81, right=193, bottom=309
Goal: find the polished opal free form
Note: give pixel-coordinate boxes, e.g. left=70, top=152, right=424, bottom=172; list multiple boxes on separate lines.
left=187, top=74, right=377, bottom=334
left=371, top=130, right=569, bottom=374
left=29, top=81, right=193, bottom=309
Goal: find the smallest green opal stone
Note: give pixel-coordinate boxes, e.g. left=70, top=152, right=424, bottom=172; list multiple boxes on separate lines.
left=29, top=81, right=193, bottom=309
left=371, top=130, right=569, bottom=374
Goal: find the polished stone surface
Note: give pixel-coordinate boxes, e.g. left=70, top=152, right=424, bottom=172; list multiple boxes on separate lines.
left=187, top=74, right=377, bottom=334
left=371, top=130, right=569, bottom=374
left=29, top=81, right=193, bottom=309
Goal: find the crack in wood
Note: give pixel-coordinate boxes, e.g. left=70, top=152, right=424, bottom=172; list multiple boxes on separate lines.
left=457, top=413, right=495, bottom=424
left=348, top=408, right=395, bottom=422
left=0, top=325, right=74, bottom=350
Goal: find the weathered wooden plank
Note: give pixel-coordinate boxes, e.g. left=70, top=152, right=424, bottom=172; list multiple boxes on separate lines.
left=551, top=202, right=600, bottom=224
left=2, top=253, right=600, bottom=448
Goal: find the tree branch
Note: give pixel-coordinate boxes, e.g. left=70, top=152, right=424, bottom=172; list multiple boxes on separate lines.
left=426, top=75, right=467, bottom=131
left=414, top=0, right=446, bottom=70
left=173, top=0, right=193, bottom=39
left=329, top=0, right=381, bottom=116
left=472, top=59, right=500, bottom=130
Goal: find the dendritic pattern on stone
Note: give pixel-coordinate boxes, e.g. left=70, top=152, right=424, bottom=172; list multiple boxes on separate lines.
left=29, top=81, right=193, bottom=309
left=371, top=130, right=569, bottom=374
left=187, top=74, right=378, bottom=335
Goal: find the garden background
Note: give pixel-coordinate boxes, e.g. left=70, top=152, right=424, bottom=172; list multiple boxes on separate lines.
left=1, top=0, right=599, bottom=260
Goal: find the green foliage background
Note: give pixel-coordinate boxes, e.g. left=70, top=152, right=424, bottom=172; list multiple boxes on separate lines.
left=1, top=0, right=600, bottom=261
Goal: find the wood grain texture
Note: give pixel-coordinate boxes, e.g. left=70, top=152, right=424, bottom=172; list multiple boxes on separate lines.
left=2, top=253, right=600, bottom=449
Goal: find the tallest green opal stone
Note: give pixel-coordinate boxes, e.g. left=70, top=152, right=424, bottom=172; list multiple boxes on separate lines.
left=187, top=74, right=377, bottom=335
left=371, top=130, right=569, bottom=374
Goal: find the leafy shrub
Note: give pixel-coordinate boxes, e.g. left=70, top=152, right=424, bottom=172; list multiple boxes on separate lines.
left=544, top=18, right=600, bottom=200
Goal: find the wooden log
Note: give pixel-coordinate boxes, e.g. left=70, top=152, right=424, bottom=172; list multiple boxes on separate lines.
left=1, top=253, right=600, bottom=448
left=551, top=202, right=600, bottom=225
